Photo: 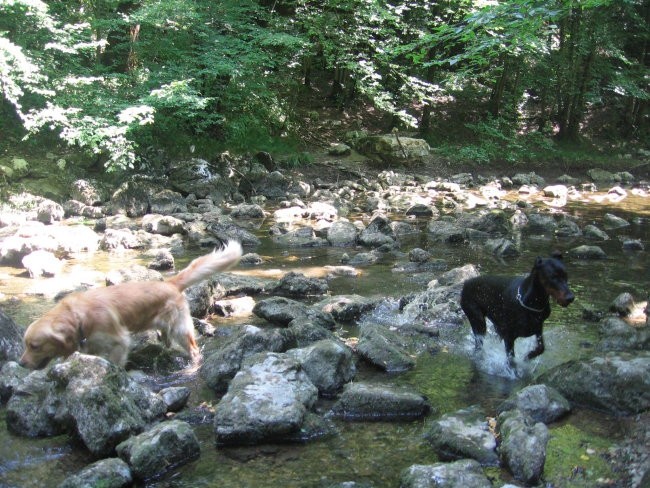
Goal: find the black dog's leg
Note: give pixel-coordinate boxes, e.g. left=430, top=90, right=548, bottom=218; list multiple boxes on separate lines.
left=461, top=300, right=487, bottom=352
left=526, top=334, right=545, bottom=360
left=504, top=337, right=516, bottom=366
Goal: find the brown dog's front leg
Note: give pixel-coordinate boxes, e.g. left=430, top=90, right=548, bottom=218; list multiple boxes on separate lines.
left=526, top=334, right=545, bottom=360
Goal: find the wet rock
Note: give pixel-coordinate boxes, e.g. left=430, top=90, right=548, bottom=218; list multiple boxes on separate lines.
left=512, top=172, right=545, bottom=187
left=200, top=325, right=292, bottom=392
left=158, top=387, right=191, bottom=412
left=405, top=203, right=436, bottom=217
left=270, top=271, right=329, bottom=297
left=537, top=351, right=650, bottom=415
left=100, top=228, right=142, bottom=250
left=7, top=353, right=167, bottom=455
left=426, top=219, right=466, bottom=244
left=555, top=217, right=582, bottom=238
left=329, top=382, right=430, bottom=420
left=253, top=296, right=335, bottom=328
left=423, top=405, right=498, bottom=465
left=241, top=170, right=290, bottom=199
left=485, top=237, right=519, bottom=258
left=205, top=221, right=261, bottom=247
left=213, top=352, right=318, bottom=445
left=597, top=316, right=650, bottom=352
left=603, top=213, right=630, bottom=229
left=141, top=214, right=185, bottom=236
left=342, top=250, right=381, bottom=266
left=58, top=457, right=132, bottom=488
left=409, top=248, right=431, bottom=263
left=622, top=238, right=644, bottom=251
left=400, top=459, right=492, bottom=488
left=273, top=226, right=328, bottom=247
left=359, top=214, right=396, bottom=248
left=356, top=323, right=415, bottom=372
left=497, top=384, right=571, bottom=424
left=497, top=409, right=549, bottom=485
left=543, top=184, right=569, bottom=199
left=0, top=361, right=29, bottom=403
left=568, top=245, right=607, bottom=260
left=230, top=203, right=266, bottom=219
left=288, top=318, right=339, bottom=347
left=317, top=295, right=379, bottom=323
left=126, top=331, right=188, bottom=373
left=20, top=249, right=64, bottom=278
left=0, top=309, right=25, bottom=365
left=583, top=224, right=610, bottom=240
left=286, top=340, right=355, bottom=396
left=524, top=212, right=557, bottom=234
left=327, top=220, right=359, bottom=247
left=610, top=292, right=636, bottom=317
left=116, top=420, right=200, bottom=481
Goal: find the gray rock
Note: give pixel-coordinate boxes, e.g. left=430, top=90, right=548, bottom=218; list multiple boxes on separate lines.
left=200, top=325, right=292, bottom=392
left=270, top=271, right=329, bottom=297
left=568, top=244, right=607, bottom=260
left=141, top=214, right=186, bottom=236
left=537, top=351, right=650, bottom=415
left=598, top=316, right=650, bottom=352
left=58, top=457, right=132, bottom=488
left=158, top=387, right=191, bottom=412
left=0, top=309, right=24, bottom=365
left=525, top=212, right=557, bottom=234
left=286, top=340, right=355, bottom=396
left=0, top=361, right=29, bottom=403
left=423, top=405, right=498, bottom=465
left=116, top=420, right=200, bottom=481
left=253, top=296, right=335, bottom=328
left=583, top=224, right=610, bottom=240
left=497, top=384, right=571, bottom=424
left=498, top=409, right=549, bottom=485
left=149, top=189, right=188, bottom=214
left=327, top=220, right=359, bottom=247
left=485, top=238, right=520, bottom=258
left=36, top=199, right=64, bottom=224
left=214, top=352, right=318, bottom=445
left=317, top=295, right=379, bottom=323
left=359, top=214, right=396, bottom=248
left=7, top=353, right=167, bottom=456
left=400, top=459, right=492, bottom=488
left=357, top=323, right=415, bottom=372
left=603, top=213, right=630, bottom=229
left=426, top=219, right=466, bottom=244
left=329, top=382, right=430, bottom=421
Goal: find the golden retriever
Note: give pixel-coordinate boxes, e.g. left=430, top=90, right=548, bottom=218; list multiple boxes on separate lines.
left=19, top=241, right=242, bottom=369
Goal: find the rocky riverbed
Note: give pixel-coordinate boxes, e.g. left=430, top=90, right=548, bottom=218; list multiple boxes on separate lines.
left=0, top=151, right=648, bottom=487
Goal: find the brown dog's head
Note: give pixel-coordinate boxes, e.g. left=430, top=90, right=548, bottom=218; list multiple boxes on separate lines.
left=19, top=311, right=79, bottom=369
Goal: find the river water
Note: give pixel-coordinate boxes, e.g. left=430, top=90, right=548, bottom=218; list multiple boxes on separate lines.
left=0, top=184, right=648, bottom=487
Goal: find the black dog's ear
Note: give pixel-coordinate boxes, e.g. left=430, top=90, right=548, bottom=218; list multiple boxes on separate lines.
left=550, top=250, right=563, bottom=260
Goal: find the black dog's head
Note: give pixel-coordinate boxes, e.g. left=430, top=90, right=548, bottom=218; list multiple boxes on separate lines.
left=533, top=252, right=575, bottom=307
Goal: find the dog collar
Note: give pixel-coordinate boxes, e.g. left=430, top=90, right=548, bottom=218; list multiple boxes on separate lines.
left=516, top=286, right=546, bottom=313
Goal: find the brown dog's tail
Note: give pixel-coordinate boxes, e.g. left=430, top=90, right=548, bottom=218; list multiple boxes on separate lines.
left=167, top=240, right=242, bottom=291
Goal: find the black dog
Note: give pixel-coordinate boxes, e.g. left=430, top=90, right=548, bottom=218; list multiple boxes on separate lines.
left=460, top=252, right=574, bottom=365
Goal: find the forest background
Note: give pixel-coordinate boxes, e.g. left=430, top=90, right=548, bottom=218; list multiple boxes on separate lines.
left=1, top=0, right=648, bottom=176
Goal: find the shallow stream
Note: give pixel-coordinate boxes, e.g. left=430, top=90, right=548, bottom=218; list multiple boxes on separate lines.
left=0, top=185, right=648, bottom=488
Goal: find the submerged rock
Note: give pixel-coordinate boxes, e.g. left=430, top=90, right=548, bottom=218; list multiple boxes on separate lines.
left=329, top=382, right=430, bottom=421
left=400, top=459, right=492, bottom=488
left=58, top=457, right=132, bottom=488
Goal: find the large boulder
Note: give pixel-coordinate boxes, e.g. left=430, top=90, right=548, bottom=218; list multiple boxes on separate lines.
left=497, top=384, right=571, bottom=424
left=213, top=352, right=319, bottom=445
left=58, top=458, right=132, bottom=488
left=356, top=134, right=431, bottom=162
left=537, top=351, right=650, bottom=415
left=6, top=353, right=167, bottom=456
